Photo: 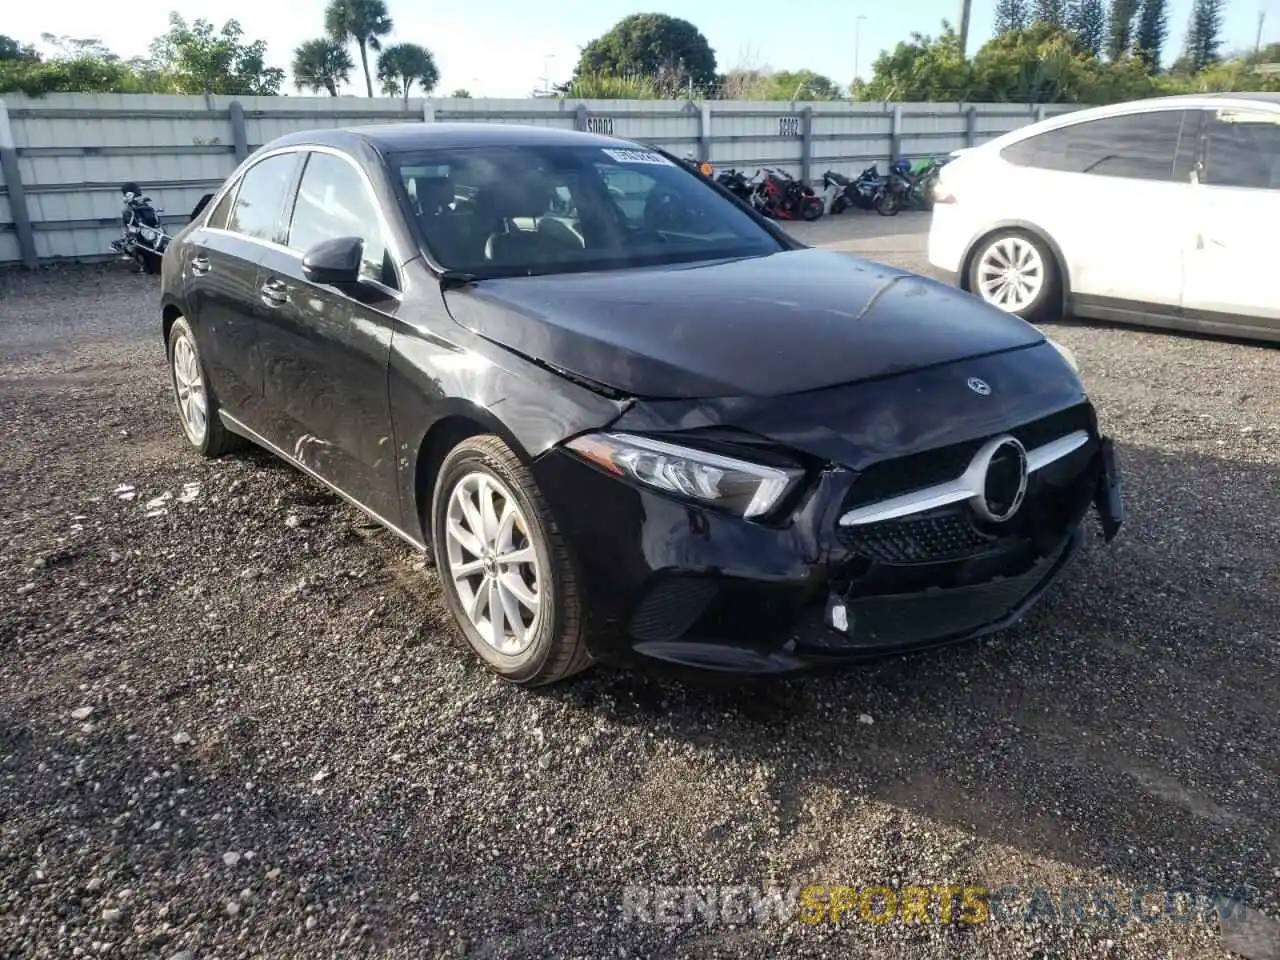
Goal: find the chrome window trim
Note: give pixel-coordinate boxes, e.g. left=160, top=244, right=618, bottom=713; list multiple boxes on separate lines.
left=838, top=429, right=1092, bottom=527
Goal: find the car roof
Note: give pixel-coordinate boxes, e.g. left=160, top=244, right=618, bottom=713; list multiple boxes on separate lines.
left=975, top=93, right=1280, bottom=152
left=260, top=122, right=641, bottom=157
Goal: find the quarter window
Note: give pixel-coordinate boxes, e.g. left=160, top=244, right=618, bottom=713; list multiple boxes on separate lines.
left=206, top=184, right=238, bottom=230
left=1001, top=110, right=1194, bottom=181
left=1200, top=109, right=1280, bottom=190
left=287, top=152, right=391, bottom=286
left=226, top=153, right=299, bottom=242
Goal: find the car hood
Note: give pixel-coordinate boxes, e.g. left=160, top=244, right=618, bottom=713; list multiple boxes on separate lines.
left=611, top=341, right=1090, bottom=470
left=442, top=249, right=1043, bottom=399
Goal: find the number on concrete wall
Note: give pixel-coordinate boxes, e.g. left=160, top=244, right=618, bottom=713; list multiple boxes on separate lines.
left=586, top=117, right=615, bottom=135
left=779, top=116, right=802, bottom=137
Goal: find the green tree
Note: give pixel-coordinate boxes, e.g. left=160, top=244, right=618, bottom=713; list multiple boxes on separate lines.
left=1032, top=0, right=1069, bottom=27
left=1106, top=0, right=1136, bottom=59
left=576, top=14, right=718, bottom=91
left=39, top=34, right=118, bottom=62
left=769, top=69, right=842, bottom=99
left=324, top=0, right=393, bottom=97
left=1069, top=0, right=1108, bottom=56
left=292, top=38, right=353, bottom=95
left=1133, top=0, right=1168, bottom=69
left=972, top=23, right=1082, bottom=100
left=148, top=14, right=284, bottom=95
left=994, top=0, right=1030, bottom=34
left=450, top=88, right=472, bottom=98
left=0, top=57, right=155, bottom=95
left=863, top=22, right=976, bottom=101
left=1181, top=0, right=1225, bottom=72
left=0, top=35, right=39, bottom=61
left=376, top=43, right=439, bottom=102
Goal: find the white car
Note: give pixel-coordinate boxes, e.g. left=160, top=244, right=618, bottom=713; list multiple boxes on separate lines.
left=928, top=93, right=1280, bottom=342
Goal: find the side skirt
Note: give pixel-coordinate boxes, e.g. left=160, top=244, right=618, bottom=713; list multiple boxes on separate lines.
left=220, top=411, right=428, bottom=552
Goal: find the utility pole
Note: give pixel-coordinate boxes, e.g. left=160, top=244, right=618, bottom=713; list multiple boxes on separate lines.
left=1255, top=6, right=1266, bottom=62
left=539, top=53, right=556, bottom=96
left=958, top=0, right=973, bottom=57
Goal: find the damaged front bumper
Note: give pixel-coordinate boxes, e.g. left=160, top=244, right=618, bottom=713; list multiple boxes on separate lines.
left=532, top=429, right=1124, bottom=676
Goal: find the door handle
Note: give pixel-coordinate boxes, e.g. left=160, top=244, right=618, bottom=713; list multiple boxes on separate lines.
left=191, top=255, right=210, bottom=276
left=259, top=278, right=289, bottom=307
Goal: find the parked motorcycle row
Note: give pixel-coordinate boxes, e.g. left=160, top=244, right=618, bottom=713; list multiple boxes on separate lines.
left=704, top=156, right=950, bottom=221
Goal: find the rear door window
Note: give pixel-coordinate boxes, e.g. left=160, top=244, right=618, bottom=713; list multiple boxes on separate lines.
left=226, top=152, right=301, bottom=243
left=1200, top=108, right=1280, bottom=190
left=1001, top=110, right=1194, bottom=182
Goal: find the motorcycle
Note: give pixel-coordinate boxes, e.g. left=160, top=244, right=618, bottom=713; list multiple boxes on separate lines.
left=110, top=182, right=170, bottom=274
left=755, top=168, right=824, bottom=221
left=885, top=157, right=948, bottom=212
left=838, top=164, right=898, bottom=216
left=817, top=171, right=849, bottom=215
left=680, top=151, right=715, bottom=178
left=714, top=167, right=757, bottom=204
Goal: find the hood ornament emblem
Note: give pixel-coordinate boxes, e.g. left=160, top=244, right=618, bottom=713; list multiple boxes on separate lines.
left=967, top=377, right=992, bottom=396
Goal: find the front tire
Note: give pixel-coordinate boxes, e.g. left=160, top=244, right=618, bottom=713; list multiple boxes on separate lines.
left=431, top=435, right=591, bottom=686
left=167, top=317, right=244, bottom=457
left=968, top=230, right=1059, bottom=323
left=875, top=191, right=901, bottom=216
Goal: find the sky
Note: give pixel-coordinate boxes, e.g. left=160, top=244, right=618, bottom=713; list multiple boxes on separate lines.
left=5, top=0, right=1276, bottom=97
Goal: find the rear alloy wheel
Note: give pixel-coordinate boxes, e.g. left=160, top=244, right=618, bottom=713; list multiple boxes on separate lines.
left=431, top=435, right=590, bottom=686
left=167, top=317, right=244, bottom=457
left=970, top=230, right=1059, bottom=323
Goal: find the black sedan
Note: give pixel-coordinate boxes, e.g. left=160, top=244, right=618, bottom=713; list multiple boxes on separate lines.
left=159, top=123, right=1124, bottom=685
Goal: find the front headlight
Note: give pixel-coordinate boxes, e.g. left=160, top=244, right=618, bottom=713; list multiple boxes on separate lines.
left=565, top=432, right=803, bottom=519
left=1047, top=337, right=1079, bottom=373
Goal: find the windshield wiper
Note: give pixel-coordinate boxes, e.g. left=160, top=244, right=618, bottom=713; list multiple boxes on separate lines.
left=438, top=269, right=480, bottom=291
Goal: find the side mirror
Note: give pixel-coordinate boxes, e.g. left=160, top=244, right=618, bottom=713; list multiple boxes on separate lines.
left=302, top=236, right=364, bottom=286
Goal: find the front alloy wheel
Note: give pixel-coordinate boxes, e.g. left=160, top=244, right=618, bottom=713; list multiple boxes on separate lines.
left=431, top=435, right=590, bottom=685
left=445, top=471, right=542, bottom=656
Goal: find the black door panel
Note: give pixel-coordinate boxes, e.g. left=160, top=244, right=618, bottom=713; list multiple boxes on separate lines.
left=255, top=249, right=402, bottom=524
left=182, top=229, right=266, bottom=421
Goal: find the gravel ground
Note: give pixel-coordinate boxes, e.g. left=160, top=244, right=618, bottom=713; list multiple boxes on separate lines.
left=1, top=215, right=1278, bottom=959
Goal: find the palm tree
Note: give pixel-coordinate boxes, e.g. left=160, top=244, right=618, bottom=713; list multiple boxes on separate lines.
left=324, top=0, right=393, bottom=97
left=376, top=42, right=440, bottom=104
left=291, top=38, right=354, bottom=96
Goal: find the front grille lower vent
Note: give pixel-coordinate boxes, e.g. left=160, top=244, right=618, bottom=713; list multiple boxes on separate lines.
left=837, top=511, right=995, bottom=564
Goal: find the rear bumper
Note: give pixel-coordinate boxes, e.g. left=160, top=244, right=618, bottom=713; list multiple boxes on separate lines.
left=926, top=205, right=970, bottom=282
left=532, top=435, right=1124, bottom=676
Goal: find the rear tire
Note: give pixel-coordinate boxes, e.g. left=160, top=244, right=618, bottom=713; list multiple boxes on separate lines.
left=167, top=317, right=245, bottom=457
left=875, top=191, right=901, bottom=216
left=967, top=229, right=1060, bottom=324
left=431, top=435, right=592, bottom=686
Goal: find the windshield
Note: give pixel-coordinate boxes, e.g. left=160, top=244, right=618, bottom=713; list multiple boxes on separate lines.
left=392, top=144, right=784, bottom=277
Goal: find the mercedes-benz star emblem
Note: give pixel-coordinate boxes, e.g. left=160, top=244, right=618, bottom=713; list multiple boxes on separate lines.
left=967, top=377, right=992, bottom=396
left=968, top=436, right=1029, bottom=523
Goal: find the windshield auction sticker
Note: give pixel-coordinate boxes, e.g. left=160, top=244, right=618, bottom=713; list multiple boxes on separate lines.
left=601, top=148, right=672, bottom=166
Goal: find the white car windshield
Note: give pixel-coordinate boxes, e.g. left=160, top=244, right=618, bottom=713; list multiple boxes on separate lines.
left=393, top=144, right=783, bottom=278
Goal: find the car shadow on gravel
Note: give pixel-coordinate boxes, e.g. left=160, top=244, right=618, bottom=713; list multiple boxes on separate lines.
left=549, top=438, right=1279, bottom=906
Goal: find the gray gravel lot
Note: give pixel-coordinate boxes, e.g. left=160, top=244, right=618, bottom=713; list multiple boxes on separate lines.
left=2, top=212, right=1278, bottom=959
